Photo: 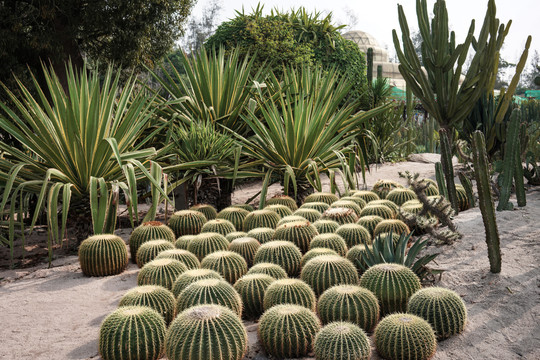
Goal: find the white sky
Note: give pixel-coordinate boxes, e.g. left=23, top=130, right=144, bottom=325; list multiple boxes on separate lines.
left=189, top=0, right=539, bottom=64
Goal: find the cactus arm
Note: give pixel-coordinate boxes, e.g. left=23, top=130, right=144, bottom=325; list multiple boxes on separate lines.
left=458, top=173, right=476, bottom=208
left=471, top=131, right=501, bottom=273
left=367, top=47, right=373, bottom=88
left=497, top=110, right=520, bottom=211
left=439, top=129, right=459, bottom=213
left=435, top=162, right=448, bottom=199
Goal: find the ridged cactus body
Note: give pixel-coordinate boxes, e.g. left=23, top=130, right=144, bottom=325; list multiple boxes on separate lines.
left=129, top=222, right=175, bottom=262
left=243, top=209, right=281, bottom=231
left=155, top=249, right=200, bottom=269
left=189, top=203, right=217, bottom=220
left=233, top=273, right=275, bottom=318
left=253, top=240, right=302, bottom=276
left=176, top=278, right=242, bottom=316
left=226, top=231, right=248, bottom=241
left=456, top=185, right=470, bottom=211
left=246, top=262, right=288, bottom=279
left=372, top=179, right=403, bottom=199
left=137, top=258, right=188, bottom=290
left=300, top=255, right=359, bottom=296
left=200, top=250, right=248, bottom=284
left=329, top=200, right=363, bottom=216
left=360, top=204, right=394, bottom=219
left=300, top=201, right=331, bottom=213
left=373, top=219, right=410, bottom=236
left=346, top=244, right=373, bottom=275
left=301, top=248, right=338, bottom=267
left=408, top=287, right=467, bottom=339
left=174, top=235, right=195, bottom=250
left=314, top=322, right=371, bottom=360
left=336, top=223, right=371, bottom=247
left=168, top=210, right=207, bottom=237
left=136, top=239, right=175, bottom=268
left=277, top=215, right=308, bottom=226
left=166, top=305, right=247, bottom=360
left=374, top=313, right=437, bottom=360
left=264, top=204, right=294, bottom=218
left=263, top=278, right=317, bottom=311
left=321, top=207, right=358, bottom=225
left=313, top=219, right=340, bottom=234
left=78, top=234, right=128, bottom=276
left=119, top=285, right=176, bottom=325
left=258, top=304, right=321, bottom=359
left=356, top=215, right=384, bottom=236
left=187, top=232, right=229, bottom=261
left=339, top=196, right=367, bottom=209
left=201, top=219, right=236, bottom=236
left=266, top=194, right=298, bottom=210
left=230, top=203, right=254, bottom=212
left=293, top=208, right=322, bottom=223
left=247, top=227, right=275, bottom=244
left=386, top=188, right=417, bottom=206
left=368, top=199, right=399, bottom=217
left=304, top=192, right=339, bottom=205
left=228, top=236, right=260, bottom=266
left=310, top=233, right=348, bottom=256
left=360, top=263, right=421, bottom=314
left=352, top=190, right=380, bottom=203
left=171, top=268, right=223, bottom=298
left=99, top=306, right=166, bottom=360
left=273, top=220, right=318, bottom=253
left=317, top=284, right=380, bottom=331
left=217, top=207, right=250, bottom=231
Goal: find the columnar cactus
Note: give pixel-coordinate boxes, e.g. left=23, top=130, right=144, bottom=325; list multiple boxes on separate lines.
left=346, top=244, right=373, bottom=275
left=339, top=196, right=367, bottom=209
left=129, top=222, right=175, bottom=262
left=258, top=304, right=321, bottom=359
left=356, top=215, right=384, bottom=236
left=368, top=199, right=399, bottom=217
left=313, top=219, right=340, bottom=234
left=247, top=227, right=275, bottom=244
left=456, top=185, right=470, bottom=211
left=190, top=203, right=218, bottom=220
left=226, top=231, right=248, bottom=241
left=253, top=240, right=302, bottom=276
left=273, top=220, right=318, bottom=253
left=200, top=250, right=248, bottom=284
left=176, top=278, right=243, bottom=316
left=99, top=306, right=166, bottom=360
left=336, top=224, right=372, bottom=247
left=78, top=234, right=128, bottom=276
left=155, top=249, right=200, bottom=270
left=407, top=287, right=467, bottom=339
left=374, top=313, right=437, bottom=360
left=246, top=262, right=288, bottom=279
left=277, top=215, right=308, bottom=226
left=293, top=208, right=322, bottom=223
left=187, top=232, right=229, bottom=261
left=321, top=207, right=358, bottom=225
left=386, top=188, right=417, bottom=206
left=300, top=255, right=359, bottom=296
left=201, top=219, right=236, bottom=236
left=263, top=278, right=317, bottom=311
left=168, top=210, right=207, bottom=237
left=228, top=236, right=260, bottom=266
left=314, top=322, right=371, bottom=360
left=299, top=201, right=330, bottom=214
left=166, top=304, right=248, bottom=360
left=264, top=204, right=294, bottom=218
left=233, top=273, right=275, bottom=318
left=243, top=209, right=281, bottom=231
left=266, top=194, right=298, bottom=210
left=329, top=200, right=363, bottom=216
left=360, top=263, right=421, bottom=314
left=309, top=233, right=348, bottom=256
left=301, top=248, right=338, bottom=267
left=174, top=235, right=196, bottom=250
left=359, top=204, right=394, bottom=219
left=217, top=207, right=250, bottom=231
left=136, top=239, right=175, bottom=268
left=318, top=284, right=380, bottom=332
left=231, top=203, right=255, bottom=212
left=373, top=219, right=410, bottom=236
left=352, top=190, right=380, bottom=203
left=119, top=285, right=176, bottom=325
left=304, top=192, right=339, bottom=205
left=137, top=258, right=188, bottom=290
left=171, top=268, right=223, bottom=298
left=372, top=179, right=403, bottom=199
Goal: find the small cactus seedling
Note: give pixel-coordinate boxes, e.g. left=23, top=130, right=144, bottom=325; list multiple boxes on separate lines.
left=246, top=262, right=288, bottom=279
left=301, top=248, right=338, bottom=267
left=228, top=236, right=260, bottom=266
left=201, top=219, right=236, bottom=236
left=276, top=215, right=308, bottom=226
left=321, top=207, right=358, bottom=225
left=136, top=239, right=175, bottom=268
left=200, top=250, right=248, bottom=284
left=372, top=179, right=403, bottom=199
left=155, top=249, right=200, bottom=270
left=336, top=223, right=371, bottom=247
left=360, top=263, right=421, bottom=314
left=293, top=208, right=322, bottom=223
left=137, top=258, right=188, bottom=290
left=166, top=305, right=248, bottom=360
left=359, top=204, right=394, bottom=220
left=264, top=204, right=294, bottom=218
left=373, top=219, right=410, bottom=236
left=247, top=227, right=275, bottom=244
left=217, top=207, right=250, bottom=231
left=299, top=201, right=330, bottom=214
left=243, top=209, right=281, bottom=231
left=225, top=231, right=248, bottom=241
left=313, top=219, right=340, bottom=234
left=253, top=240, right=302, bottom=276
left=314, top=322, right=371, bottom=360
left=78, top=234, right=128, bottom=277
left=386, top=188, right=417, bottom=206
left=171, top=268, right=223, bottom=298
left=233, top=273, right=275, bottom=318
left=189, top=203, right=218, bottom=220
left=300, top=255, right=359, bottom=296
left=346, top=244, right=373, bottom=275
left=374, top=313, right=437, bottom=360
left=352, top=190, right=380, bottom=203
left=304, top=192, right=339, bottom=205
left=317, top=284, right=380, bottom=331
left=266, top=194, right=298, bottom=210
left=99, top=306, right=165, bottom=360
left=273, top=220, right=318, bottom=253
left=168, top=210, right=207, bottom=237
left=309, top=233, right=348, bottom=256
left=329, top=200, right=363, bottom=216
left=129, top=222, right=175, bottom=262
left=174, top=235, right=196, bottom=250
left=119, top=285, right=176, bottom=325
left=356, top=215, right=384, bottom=236
left=187, top=232, right=229, bottom=261
left=263, top=278, right=317, bottom=311
left=176, top=278, right=243, bottom=316
left=408, top=287, right=467, bottom=339
left=258, top=304, right=321, bottom=358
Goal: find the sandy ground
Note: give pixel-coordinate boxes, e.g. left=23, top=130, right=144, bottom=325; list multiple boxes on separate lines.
left=1, top=155, right=539, bottom=360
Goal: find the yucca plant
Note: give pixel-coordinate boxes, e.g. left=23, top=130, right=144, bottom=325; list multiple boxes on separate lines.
left=0, top=62, right=167, bottom=264
left=237, top=66, right=387, bottom=205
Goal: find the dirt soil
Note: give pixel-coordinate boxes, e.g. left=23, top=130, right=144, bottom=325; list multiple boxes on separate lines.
left=1, top=156, right=539, bottom=360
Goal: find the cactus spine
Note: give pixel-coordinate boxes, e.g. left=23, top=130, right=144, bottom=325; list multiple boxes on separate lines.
left=314, top=322, right=371, bottom=360
left=472, top=131, right=501, bottom=273
left=78, top=234, right=128, bottom=276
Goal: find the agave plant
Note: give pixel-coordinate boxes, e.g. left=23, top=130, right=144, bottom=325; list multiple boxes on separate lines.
left=360, top=231, right=441, bottom=280
left=236, top=66, right=388, bottom=205
left=0, top=62, right=167, bottom=264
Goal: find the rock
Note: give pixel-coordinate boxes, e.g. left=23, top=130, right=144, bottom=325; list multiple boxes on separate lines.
left=407, top=153, right=458, bottom=164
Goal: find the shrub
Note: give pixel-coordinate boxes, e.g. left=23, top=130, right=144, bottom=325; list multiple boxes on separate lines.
left=78, top=234, right=128, bottom=276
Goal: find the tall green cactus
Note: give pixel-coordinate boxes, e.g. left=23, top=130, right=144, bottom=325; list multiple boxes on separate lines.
left=458, top=173, right=476, bottom=208
left=435, top=162, right=448, bottom=199
left=471, top=131, right=501, bottom=273
left=440, top=129, right=458, bottom=212
left=498, top=110, right=523, bottom=210
left=367, top=48, right=374, bottom=87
